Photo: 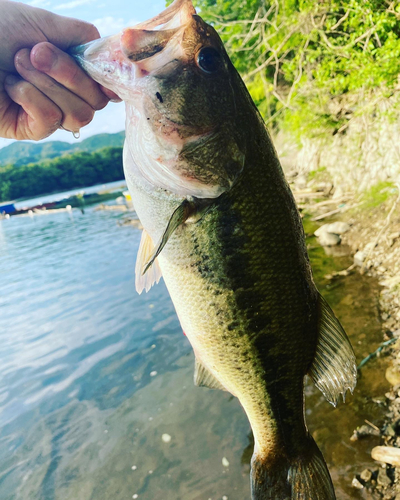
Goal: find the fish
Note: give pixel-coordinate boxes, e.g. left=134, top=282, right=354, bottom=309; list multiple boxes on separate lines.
left=71, top=1, right=357, bottom=497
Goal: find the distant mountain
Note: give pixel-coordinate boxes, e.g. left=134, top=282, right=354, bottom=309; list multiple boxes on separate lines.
left=0, top=131, right=125, bottom=166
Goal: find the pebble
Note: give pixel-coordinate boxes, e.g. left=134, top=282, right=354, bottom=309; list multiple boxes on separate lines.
left=131, top=465, right=137, bottom=470
left=132, top=495, right=138, bottom=499
left=317, top=232, right=341, bottom=247
left=350, top=424, right=380, bottom=441
left=372, top=445, right=400, bottom=467
left=385, top=391, right=396, bottom=401
left=162, top=433, right=172, bottom=443
left=222, top=457, right=229, bottom=467
left=354, top=250, right=366, bottom=266
left=352, top=477, right=364, bottom=489
left=150, top=371, right=157, bottom=377
left=377, top=468, right=392, bottom=487
left=314, top=222, right=350, bottom=236
left=360, top=469, right=372, bottom=482
left=222, top=496, right=228, bottom=500
left=385, top=365, right=400, bottom=386
left=385, top=424, right=396, bottom=437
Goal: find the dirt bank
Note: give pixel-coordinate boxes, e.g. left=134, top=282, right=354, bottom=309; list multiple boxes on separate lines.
left=293, top=177, right=400, bottom=499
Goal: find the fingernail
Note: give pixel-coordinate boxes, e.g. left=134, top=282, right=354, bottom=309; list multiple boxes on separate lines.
left=32, top=44, right=57, bottom=72
left=4, top=74, right=20, bottom=86
left=16, top=52, right=35, bottom=71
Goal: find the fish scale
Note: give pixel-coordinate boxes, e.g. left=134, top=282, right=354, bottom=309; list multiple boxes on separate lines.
left=72, top=0, right=357, bottom=497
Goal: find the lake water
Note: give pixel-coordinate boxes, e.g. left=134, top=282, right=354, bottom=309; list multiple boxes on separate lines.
left=0, top=190, right=389, bottom=500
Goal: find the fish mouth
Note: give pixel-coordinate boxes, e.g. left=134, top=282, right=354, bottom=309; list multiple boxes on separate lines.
left=70, top=0, right=196, bottom=98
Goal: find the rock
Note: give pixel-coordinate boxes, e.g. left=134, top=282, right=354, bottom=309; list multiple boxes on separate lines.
left=372, top=446, right=400, bottom=466
left=354, top=251, right=366, bottom=266
left=317, top=232, right=341, bottom=247
left=314, top=223, right=348, bottom=237
left=222, top=457, right=229, bottom=467
left=314, top=224, right=331, bottom=237
left=352, top=477, right=364, bottom=489
left=162, top=433, right=172, bottom=443
left=386, top=365, right=400, bottom=386
left=385, top=424, right=396, bottom=437
left=326, top=222, right=351, bottom=235
left=377, top=468, right=392, bottom=488
left=360, top=469, right=372, bottom=482
left=365, top=241, right=376, bottom=252
left=385, top=392, right=396, bottom=401
left=350, top=424, right=380, bottom=441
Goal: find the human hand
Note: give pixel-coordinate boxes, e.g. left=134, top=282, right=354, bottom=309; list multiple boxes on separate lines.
left=0, top=0, right=119, bottom=141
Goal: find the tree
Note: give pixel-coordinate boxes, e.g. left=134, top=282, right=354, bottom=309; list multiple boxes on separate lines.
left=196, top=0, right=400, bottom=138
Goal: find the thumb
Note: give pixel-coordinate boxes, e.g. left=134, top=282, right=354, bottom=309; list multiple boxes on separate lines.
left=28, top=5, right=100, bottom=49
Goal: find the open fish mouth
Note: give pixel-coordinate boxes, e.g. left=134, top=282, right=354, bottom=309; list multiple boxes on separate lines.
left=71, top=0, right=244, bottom=199
left=70, top=0, right=196, bottom=99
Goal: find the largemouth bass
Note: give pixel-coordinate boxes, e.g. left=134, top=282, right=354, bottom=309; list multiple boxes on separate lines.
left=72, top=1, right=357, bottom=497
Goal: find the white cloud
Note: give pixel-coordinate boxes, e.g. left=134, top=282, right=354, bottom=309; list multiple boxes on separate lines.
left=92, top=16, right=139, bottom=36
left=55, top=0, right=93, bottom=10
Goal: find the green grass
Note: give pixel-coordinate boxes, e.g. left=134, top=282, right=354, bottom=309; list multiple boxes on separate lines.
left=362, top=181, right=397, bottom=208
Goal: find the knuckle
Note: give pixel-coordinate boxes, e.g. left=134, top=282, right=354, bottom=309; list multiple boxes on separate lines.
left=43, top=109, right=63, bottom=135
left=14, top=81, right=31, bottom=99
left=76, top=107, right=94, bottom=127
left=93, top=94, right=109, bottom=111
left=42, top=78, right=59, bottom=94
left=64, top=65, right=81, bottom=88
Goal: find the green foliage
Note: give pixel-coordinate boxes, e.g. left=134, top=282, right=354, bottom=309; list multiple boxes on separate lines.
left=195, top=0, right=400, bottom=137
left=308, top=166, right=327, bottom=181
left=0, top=147, right=124, bottom=202
left=362, top=180, right=397, bottom=207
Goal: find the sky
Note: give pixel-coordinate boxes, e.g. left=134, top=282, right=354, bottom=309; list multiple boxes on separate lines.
left=0, top=0, right=166, bottom=150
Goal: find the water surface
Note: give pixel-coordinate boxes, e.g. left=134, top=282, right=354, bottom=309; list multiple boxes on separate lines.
left=0, top=197, right=388, bottom=499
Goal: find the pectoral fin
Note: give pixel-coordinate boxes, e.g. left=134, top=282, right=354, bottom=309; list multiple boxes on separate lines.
left=308, top=293, right=357, bottom=407
left=143, top=199, right=212, bottom=275
left=194, top=358, right=227, bottom=391
left=135, top=230, right=162, bottom=294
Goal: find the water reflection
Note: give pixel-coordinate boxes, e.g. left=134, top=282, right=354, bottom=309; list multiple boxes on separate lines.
left=0, top=205, right=388, bottom=500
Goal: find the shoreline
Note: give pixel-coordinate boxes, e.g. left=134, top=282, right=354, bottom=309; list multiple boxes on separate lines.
left=296, top=181, right=400, bottom=499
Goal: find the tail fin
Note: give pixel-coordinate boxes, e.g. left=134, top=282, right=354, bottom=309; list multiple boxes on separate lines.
left=251, top=436, right=336, bottom=500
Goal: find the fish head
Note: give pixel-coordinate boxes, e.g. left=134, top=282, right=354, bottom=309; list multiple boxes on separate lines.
left=72, top=0, right=246, bottom=198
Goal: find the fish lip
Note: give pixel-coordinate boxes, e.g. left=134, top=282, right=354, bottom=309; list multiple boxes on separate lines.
left=69, top=0, right=195, bottom=94
left=133, top=0, right=196, bottom=30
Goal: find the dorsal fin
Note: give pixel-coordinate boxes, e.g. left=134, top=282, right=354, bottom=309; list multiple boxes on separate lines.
left=308, top=293, right=357, bottom=407
left=194, top=358, right=228, bottom=392
left=135, top=230, right=162, bottom=294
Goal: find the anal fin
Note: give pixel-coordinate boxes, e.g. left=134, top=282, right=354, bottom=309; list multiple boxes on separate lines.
left=194, top=358, right=227, bottom=391
left=135, top=230, right=162, bottom=294
left=308, top=293, right=357, bottom=407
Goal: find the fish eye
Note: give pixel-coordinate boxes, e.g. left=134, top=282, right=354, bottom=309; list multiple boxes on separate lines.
left=196, top=47, right=222, bottom=74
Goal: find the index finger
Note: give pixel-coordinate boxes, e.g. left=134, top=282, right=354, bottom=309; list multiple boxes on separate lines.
left=30, top=42, right=110, bottom=111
